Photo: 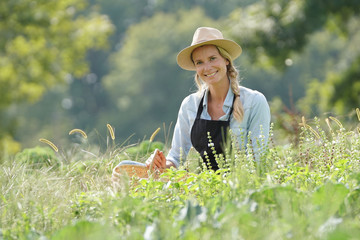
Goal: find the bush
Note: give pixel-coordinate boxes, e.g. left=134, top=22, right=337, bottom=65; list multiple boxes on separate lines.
left=124, top=140, right=165, bottom=160
left=15, top=146, right=60, bottom=169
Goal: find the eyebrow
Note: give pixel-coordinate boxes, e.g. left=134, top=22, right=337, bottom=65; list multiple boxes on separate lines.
left=192, top=54, right=217, bottom=63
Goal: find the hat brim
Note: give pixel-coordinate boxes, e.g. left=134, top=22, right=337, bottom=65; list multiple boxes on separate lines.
left=176, top=39, right=242, bottom=71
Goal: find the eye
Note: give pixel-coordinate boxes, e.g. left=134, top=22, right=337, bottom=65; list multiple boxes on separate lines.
left=195, top=61, right=203, bottom=65
left=210, top=56, right=216, bottom=61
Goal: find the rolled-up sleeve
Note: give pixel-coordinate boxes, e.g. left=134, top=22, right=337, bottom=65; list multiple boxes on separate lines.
left=247, top=92, right=271, bottom=160
left=166, top=97, right=194, bottom=168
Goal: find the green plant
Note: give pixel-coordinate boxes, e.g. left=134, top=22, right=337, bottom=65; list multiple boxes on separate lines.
left=1, top=110, right=360, bottom=239
left=14, top=146, right=60, bottom=169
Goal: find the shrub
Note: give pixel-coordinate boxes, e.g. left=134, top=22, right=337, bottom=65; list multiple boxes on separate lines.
left=124, top=140, right=165, bottom=160
left=14, top=146, right=60, bottom=169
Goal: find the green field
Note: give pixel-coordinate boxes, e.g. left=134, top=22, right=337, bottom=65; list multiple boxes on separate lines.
left=1, top=118, right=360, bottom=240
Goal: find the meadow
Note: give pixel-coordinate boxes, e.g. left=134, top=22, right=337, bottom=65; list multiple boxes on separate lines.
left=1, top=114, right=360, bottom=240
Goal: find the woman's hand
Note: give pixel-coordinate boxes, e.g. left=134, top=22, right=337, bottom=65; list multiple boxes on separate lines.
left=146, top=149, right=166, bottom=172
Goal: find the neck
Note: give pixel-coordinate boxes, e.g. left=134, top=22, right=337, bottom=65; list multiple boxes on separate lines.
left=208, top=81, right=229, bottom=104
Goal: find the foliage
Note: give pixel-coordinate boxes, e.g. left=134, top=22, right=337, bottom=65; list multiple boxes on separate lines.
left=0, top=0, right=114, bottom=155
left=0, top=135, right=21, bottom=160
left=102, top=8, right=216, bottom=140
left=124, top=140, right=165, bottom=161
left=228, top=0, right=360, bottom=115
left=228, top=0, right=360, bottom=69
left=14, top=146, right=60, bottom=169
left=1, top=113, right=360, bottom=239
left=3, top=0, right=359, bottom=153
left=300, top=54, right=360, bottom=115
left=59, top=0, right=259, bottom=143
left=11, top=86, right=74, bottom=149
left=0, top=0, right=113, bottom=107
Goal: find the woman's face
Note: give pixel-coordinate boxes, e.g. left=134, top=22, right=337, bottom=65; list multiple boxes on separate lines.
left=192, top=45, right=229, bottom=87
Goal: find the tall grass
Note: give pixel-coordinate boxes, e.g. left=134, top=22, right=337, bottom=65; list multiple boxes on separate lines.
left=1, top=114, right=360, bottom=239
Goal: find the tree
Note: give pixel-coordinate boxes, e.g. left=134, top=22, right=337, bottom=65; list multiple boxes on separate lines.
left=0, top=0, right=113, bottom=155
left=102, top=8, right=215, bottom=142
left=227, top=0, right=360, bottom=115
left=8, top=0, right=261, bottom=151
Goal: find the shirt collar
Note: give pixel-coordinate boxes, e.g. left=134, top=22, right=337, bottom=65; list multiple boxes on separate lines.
left=203, top=85, right=234, bottom=113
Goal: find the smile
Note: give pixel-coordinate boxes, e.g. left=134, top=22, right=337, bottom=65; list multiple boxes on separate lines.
left=205, top=71, right=217, bottom=77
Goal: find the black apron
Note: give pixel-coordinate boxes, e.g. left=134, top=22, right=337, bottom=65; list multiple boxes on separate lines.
left=190, top=94, right=235, bottom=171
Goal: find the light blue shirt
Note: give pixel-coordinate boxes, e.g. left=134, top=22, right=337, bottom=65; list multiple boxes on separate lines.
left=167, top=86, right=271, bottom=168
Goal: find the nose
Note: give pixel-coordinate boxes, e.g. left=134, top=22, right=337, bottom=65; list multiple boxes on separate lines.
left=202, top=61, right=212, bottom=71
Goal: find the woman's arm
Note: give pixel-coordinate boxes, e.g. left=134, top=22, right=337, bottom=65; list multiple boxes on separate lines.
left=166, top=95, right=196, bottom=168
left=248, top=92, right=271, bottom=159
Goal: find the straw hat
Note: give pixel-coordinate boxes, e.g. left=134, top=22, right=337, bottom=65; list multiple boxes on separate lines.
left=176, top=27, right=242, bottom=71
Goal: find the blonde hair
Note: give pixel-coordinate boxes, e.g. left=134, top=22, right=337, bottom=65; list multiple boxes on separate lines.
left=193, top=46, right=244, bottom=122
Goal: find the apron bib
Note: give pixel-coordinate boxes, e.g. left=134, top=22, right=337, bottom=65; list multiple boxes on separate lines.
left=190, top=94, right=235, bottom=171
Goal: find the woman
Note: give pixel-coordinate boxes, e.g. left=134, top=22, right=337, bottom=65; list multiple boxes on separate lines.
left=114, top=27, right=270, bottom=176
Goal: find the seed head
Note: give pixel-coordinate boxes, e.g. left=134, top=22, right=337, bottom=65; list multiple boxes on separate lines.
left=69, top=128, right=87, bottom=139
left=150, top=127, right=161, bottom=142
left=39, top=138, right=59, bottom=152
left=107, top=124, right=115, bottom=140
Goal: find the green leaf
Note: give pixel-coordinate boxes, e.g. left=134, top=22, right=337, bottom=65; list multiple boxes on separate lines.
left=311, top=182, right=349, bottom=220
left=52, top=220, right=120, bottom=240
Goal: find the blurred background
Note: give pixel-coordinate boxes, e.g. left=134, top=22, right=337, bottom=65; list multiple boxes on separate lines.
left=1, top=0, right=359, bottom=156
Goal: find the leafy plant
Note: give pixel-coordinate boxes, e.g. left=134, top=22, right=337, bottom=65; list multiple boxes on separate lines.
left=1, top=111, right=360, bottom=239
left=14, top=146, right=60, bottom=169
